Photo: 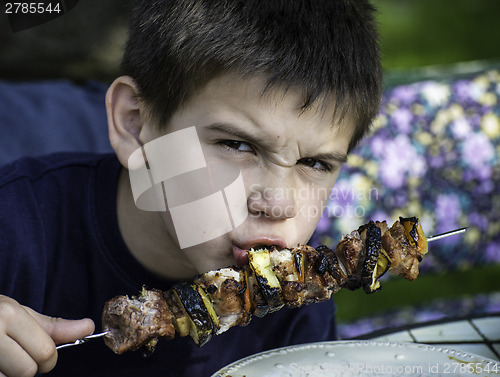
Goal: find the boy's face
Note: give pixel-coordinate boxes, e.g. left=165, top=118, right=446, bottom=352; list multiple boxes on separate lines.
left=139, top=74, right=354, bottom=275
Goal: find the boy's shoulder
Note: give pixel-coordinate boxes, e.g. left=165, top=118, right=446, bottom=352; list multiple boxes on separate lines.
left=0, top=152, right=117, bottom=188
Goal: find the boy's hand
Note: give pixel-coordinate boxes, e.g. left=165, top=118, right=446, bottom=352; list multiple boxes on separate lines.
left=0, top=295, right=94, bottom=377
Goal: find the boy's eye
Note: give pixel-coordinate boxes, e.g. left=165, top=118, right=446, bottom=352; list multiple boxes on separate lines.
left=219, top=140, right=255, bottom=153
left=297, top=157, right=333, bottom=172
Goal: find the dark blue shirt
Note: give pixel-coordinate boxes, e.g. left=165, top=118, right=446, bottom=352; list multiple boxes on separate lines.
left=0, top=153, right=337, bottom=377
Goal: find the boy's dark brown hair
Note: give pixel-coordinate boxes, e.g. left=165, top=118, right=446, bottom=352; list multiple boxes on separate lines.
left=122, top=0, right=382, bottom=151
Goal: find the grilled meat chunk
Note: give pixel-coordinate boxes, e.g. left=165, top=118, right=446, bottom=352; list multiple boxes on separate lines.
left=335, top=230, right=365, bottom=290
left=297, top=245, right=337, bottom=305
left=102, top=288, right=174, bottom=354
left=269, top=247, right=308, bottom=307
left=194, top=268, right=250, bottom=334
left=382, top=220, right=421, bottom=280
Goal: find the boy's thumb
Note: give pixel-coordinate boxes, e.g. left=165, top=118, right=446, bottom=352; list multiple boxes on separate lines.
left=22, top=305, right=96, bottom=345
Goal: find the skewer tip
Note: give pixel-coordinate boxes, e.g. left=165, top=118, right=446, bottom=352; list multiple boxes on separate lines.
left=427, top=227, right=468, bottom=242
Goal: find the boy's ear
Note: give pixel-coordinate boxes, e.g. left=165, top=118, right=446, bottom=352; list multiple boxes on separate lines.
left=106, top=76, right=145, bottom=168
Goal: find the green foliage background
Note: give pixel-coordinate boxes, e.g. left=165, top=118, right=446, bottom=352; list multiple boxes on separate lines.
left=375, top=0, right=500, bottom=70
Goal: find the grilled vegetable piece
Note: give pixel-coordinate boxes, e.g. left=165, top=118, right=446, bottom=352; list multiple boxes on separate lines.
left=358, top=222, right=383, bottom=293
left=400, top=216, right=428, bottom=256
left=371, top=220, right=392, bottom=288
left=248, top=248, right=284, bottom=312
left=172, top=282, right=216, bottom=346
left=164, top=290, right=191, bottom=338
left=244, top=265, right=269, bottom=317
left=195, top=284, right=220, bottom=329
left=102, top=287, right=175, bottom=354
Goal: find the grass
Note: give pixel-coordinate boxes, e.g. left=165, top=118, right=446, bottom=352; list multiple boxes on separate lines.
left=333, top=264, right=500, bottom=324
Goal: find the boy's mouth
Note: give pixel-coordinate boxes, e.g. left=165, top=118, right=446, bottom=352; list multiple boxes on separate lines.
left=232, top=245, right=249, bottom=267
left=232, top=238, right=287, bottom=268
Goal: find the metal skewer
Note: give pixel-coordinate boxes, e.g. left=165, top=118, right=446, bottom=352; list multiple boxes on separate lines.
left=56, top=331, right=109, bottom=350
left=427, top=227, right=468, bottom=242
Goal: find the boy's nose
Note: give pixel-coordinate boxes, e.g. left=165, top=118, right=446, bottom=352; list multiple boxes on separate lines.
left=247, top=185, right=297, bottom=220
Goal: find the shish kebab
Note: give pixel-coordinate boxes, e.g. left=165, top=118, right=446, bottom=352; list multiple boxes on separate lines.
left=61, top=217, right=466, bottom=354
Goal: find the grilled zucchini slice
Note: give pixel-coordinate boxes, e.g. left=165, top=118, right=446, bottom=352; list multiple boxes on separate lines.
left=194, top=283, right=220, bottom=330
left=172, top=282, right=216, bottom=346
left=361, top=222, right=381, bottom=292
left=248, top=248, right=284, bottom=312
left=163, top=290, right=191, bottom=338
left=244, top=265, right=269, bottom=317
left=360, top=222, right=384, bottom=294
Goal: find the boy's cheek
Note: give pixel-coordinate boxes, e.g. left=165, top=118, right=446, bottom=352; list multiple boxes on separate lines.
left=296, top=199, right=326, bottom=226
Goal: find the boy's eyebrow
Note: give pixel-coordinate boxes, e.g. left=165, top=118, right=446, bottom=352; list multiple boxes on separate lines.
left=307, top=151, right=348, bottom=164
left=205, top=122, right=348, bottom=164
left=205, top=122, right=269, bottom=146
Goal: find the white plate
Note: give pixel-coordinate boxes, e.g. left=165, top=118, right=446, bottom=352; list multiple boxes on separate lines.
left=212, top=341, right=500, bottom=377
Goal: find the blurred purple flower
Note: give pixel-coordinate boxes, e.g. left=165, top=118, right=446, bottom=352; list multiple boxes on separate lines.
left=380, top=166, right=406, bottom=190
left=485, top=242, right=500, bottom=262
left=329, top=180, right=355, bottom=208
left=461, top=132, right=495, bottom=170
left=391, top=107, right=413, bottom=134
left=379, top=135, right=426, bottom=189
left=468, top=113, right=482, bottom=131
left=394, top=192, right=408, bottom=207
left=435, top=193, right=461, bottom=234
left=468, top=212, right=488, bottom=231
left=370, top=135, right=387, bottom=158
left=429, top=155, right=444, bottom=168
left=391, top=85, right=418, bottom=105
left=454, top=80, right=474, bottom=102
left=315, top=210, right=331, bottom=233
left=477, top=165, right=492, bottom=180
left=475, top=179, right=494, bottom=194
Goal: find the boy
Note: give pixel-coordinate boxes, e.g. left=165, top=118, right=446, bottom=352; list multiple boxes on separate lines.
left=0, top=0, right=382, bottom=376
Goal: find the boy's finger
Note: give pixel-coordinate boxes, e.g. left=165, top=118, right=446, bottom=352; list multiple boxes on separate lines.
left=22, top=306, right=95, bottom=345
left=5, top=305, right=58, bottom=374
left=0, top=335, right=39, bottom=377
